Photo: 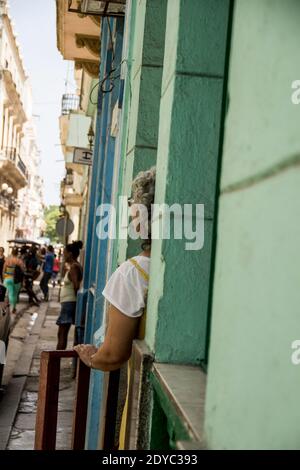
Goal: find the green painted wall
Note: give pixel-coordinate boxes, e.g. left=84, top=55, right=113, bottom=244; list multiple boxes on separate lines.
left=205, top=0, right=300, bottom=449
left=112, top=0, right=138, bottom=268
left=150, top=373, right=190, bottom=449
left=145, top=0, right=231, bottom=363
left=115, top=0, right=167, bottom=262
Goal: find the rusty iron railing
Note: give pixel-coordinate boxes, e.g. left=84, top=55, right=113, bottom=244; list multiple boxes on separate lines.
left=34, top=350, right=90, bottom=450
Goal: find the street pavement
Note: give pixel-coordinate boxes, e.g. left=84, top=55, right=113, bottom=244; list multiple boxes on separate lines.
left=0, top=286, right=76, bottom=450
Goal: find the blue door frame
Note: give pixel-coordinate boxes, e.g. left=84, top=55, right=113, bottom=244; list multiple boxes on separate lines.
left=77, top=17, right=124, bottom=450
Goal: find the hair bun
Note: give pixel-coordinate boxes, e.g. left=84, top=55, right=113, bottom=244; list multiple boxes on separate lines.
left=74, top=240, right=83, bottom=250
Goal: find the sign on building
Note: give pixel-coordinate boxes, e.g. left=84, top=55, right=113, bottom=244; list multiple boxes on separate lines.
left=56, top=217, right=74, bottom=238
left=73, top=147, right=93, bottom=166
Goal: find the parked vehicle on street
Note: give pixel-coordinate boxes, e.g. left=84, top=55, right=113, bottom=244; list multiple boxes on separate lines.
left=7, top=239, right=41, bottom=251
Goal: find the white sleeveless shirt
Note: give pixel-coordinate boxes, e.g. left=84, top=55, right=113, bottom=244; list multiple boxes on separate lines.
left=102, top=256, right=150, bottom=318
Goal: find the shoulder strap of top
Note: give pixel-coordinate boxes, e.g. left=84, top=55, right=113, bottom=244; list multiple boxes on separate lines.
left=129, top=258, right=149, bottom=282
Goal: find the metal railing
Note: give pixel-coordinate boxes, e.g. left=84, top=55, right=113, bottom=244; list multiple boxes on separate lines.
left=61, top=94, right=80, bottom=115
left=0, top=194, right=19, bottom=214
left=17, top=156, right=27, bottom=177
left=3, top=146, right=17, bottom=162
left=0, top=194, right=10, bottom=209
left=2, top=147, right=28, bottom=179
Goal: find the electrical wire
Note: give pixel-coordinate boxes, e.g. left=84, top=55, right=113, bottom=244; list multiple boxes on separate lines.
left=89, top=59, right=125, bottom=105
left=89, top=17, right=120, bottom=105
left=89, top=80, right=101, bottom=106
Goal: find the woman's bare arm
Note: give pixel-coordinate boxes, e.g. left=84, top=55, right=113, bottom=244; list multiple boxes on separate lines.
left=17, top=258, right=25, bottom=270
left=74, top=304, right=139, bottom=371
left=68, top=264, right=82, bottom=293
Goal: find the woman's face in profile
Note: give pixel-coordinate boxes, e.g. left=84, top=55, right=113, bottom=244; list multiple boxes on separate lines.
left=128, top=202, right=141, bottom=234
left=64, top=249, right=72, bottom=263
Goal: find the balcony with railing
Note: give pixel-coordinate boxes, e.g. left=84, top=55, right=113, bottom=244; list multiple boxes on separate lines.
left=61, top=173, right=83, bottom=208
left=61, top=94, right=80, bottom=115
left=0, top=194, right=10, bottom=210
left=0, top=147, right=28, bottom=189
left=17, top=156, right=27, bottom=177
left=2, top=69, right=27, bottom=125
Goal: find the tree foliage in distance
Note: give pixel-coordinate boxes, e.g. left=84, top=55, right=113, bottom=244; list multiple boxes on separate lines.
left=44, top=205, right=60, bottom=243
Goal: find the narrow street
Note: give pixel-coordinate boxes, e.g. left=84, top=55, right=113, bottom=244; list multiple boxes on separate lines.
left=0, top=0, right=299, bottom=454
left=0, top=288, right=76, bottom=450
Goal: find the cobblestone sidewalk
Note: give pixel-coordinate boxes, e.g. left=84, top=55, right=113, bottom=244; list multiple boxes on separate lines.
left=6, top=291, right=76, bottom=450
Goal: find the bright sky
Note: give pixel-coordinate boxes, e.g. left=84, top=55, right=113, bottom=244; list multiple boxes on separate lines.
left=8, top=0, right=72, bottom=207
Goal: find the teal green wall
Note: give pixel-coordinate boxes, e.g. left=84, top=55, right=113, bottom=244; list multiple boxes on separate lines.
left=145, top=0, right=231, bottom=363
left=150, top=372, right=190, bottom=449
left=205, top=0, right=300, bottom=449
left=114, top=0, right=167, bottom=263
left=111, top=0, right=137, bottom=269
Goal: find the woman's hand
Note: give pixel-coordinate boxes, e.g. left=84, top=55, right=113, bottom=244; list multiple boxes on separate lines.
left=74, top=344, right=98, bottom=367
left=74, top=305, right=140, bottom=371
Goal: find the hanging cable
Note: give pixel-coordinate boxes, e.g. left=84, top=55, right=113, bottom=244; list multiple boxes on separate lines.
left=89, top=59, right=125, bottom=105
left=89, top=80, right=101, bottom=106
left=89, top=18, right=116, bottom=105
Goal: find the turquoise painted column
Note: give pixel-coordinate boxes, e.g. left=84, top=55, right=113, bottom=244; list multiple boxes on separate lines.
left=114, top=0, right=168, bottom=261
left=145, top=0, right=232, bottom=364
left=109, top=0, right=137, bottom=271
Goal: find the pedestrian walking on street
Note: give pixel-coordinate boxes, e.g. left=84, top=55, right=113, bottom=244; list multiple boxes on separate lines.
left=56, top=241, right=83, bottom=350
left=0, top=247, right=5, bottom=283
left=3, top=247, right=25, bottom=314
left=24, top=248, right=40, bottom=306
left=39, top=245, right=54, bottom=301
left=52, top=254, right=60, bottom=287
left=38, top=247, right=46, bottom=271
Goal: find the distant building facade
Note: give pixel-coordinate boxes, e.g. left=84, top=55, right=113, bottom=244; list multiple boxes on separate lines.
left=0, top=0, right=44, bottom=248
left=56, top=0, right=99, bottom=244
left=16, top=120, right=45, bottom=241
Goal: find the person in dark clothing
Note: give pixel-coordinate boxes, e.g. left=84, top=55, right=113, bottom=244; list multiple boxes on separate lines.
left=39, top=245, right=54, bottom=301
left=52, top=254, right=60, bottom=287
left=0, top=247, right=5, bottom=283
left=38, top=247, right=46, bottom=270
left=24, top=248, right=40, bottom=306
left=20, top=245, right=28, bottom=258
